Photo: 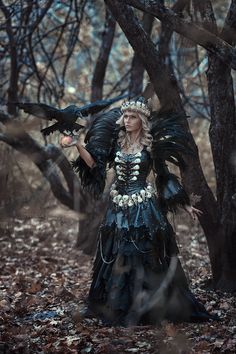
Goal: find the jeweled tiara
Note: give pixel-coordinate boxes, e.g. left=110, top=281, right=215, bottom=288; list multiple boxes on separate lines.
left=120, top=97, right=151, bottom=117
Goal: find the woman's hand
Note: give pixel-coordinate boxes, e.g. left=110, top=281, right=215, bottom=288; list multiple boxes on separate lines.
left=60, top=134, right=79, bottom=148
left=183, top=205, right=203, bottom=220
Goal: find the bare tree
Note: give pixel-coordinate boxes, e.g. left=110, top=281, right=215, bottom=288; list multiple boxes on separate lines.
left=0, top=0, right=87, bottom=111
left=192, top=0, right=236, bottom=291
left=105, top=0, right=236, bottom=291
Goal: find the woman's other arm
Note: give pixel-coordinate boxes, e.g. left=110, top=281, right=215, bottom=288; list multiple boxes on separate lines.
left=154, top=161, right=203, bottom=220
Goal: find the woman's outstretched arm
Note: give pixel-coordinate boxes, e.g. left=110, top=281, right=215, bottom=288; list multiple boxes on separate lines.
left=74, top=142, right=96, bottom=168
left=60, top=135, right=96, bottom=168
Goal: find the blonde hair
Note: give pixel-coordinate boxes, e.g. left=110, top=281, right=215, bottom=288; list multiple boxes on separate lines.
left=116, top=111, right=153, bottom=152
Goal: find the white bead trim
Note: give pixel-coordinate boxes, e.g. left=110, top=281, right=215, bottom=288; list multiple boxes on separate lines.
left=116, top=151, right=142, bottom=158
left=110, top=183, right=156, bottom=208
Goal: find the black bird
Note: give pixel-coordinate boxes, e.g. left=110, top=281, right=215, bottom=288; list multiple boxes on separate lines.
left=16, top=94, right=127, bottom=136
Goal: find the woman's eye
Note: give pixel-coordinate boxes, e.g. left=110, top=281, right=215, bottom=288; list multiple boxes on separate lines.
left=124, top=115, right=137, bottom=119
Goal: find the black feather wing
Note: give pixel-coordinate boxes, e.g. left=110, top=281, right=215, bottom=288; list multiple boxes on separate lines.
left=79, top=94, right=127, bottom=116
left=17, top=103, right=60, bottom=120
left=71, top=108, right=121, bottom=198
left=17, top=95, right=126, bottom=133
left=150, top=110, right=193, bottom=170
left=150, top=110, right=193, bottom=213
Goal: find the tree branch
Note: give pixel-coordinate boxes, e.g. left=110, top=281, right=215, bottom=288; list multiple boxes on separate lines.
left=0, top=111, right=79, bottom=210
left=221, top=0, right=236, bottom=45
left=158, top=0, right=190, bottom=61
left=123, top=0, right=236, bottom=70
left=105, top=0, right=183, bottom=111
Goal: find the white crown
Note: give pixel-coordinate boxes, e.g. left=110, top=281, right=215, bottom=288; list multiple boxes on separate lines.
left=120, top=99, right=151, bottom=117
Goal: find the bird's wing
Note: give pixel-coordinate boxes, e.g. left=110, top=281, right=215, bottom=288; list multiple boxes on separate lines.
left=17, top=102, right=60, bottom=121
left=78, top=94, right=127, bottom=116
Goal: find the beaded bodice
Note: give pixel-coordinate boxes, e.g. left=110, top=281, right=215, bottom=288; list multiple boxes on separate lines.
left=109, top=147, right=155, bottom=209
left=114, top=148, right=152, bottom=194
left=115, top=149, right=151, bottom=194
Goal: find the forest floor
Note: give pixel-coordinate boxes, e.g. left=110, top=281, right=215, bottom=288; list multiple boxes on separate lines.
left=0, top=215, right=235, bottom=354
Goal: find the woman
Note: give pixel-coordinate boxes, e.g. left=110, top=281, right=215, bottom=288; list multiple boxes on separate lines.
left=60, top=97, right=218, bottom=327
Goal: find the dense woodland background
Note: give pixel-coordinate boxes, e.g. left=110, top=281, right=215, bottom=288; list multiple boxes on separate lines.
left=0, top=0, right=236, bottom=353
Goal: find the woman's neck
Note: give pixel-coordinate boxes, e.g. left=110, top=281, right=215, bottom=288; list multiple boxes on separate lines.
left=127, top=129, right=141, bottom=144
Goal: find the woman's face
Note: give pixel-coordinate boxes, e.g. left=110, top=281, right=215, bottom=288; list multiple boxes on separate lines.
left=123, top=110, right=142, bottom=133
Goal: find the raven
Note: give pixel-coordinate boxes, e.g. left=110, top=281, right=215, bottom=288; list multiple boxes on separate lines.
left=16, top=94, right=127, bottom=136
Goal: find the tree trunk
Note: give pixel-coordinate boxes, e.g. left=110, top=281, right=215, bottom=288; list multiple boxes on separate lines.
left=194, top=0, right=236, bottom=291
left=0, top=0, right=19, bottom=115
left=91, top=8, right=116, bottom=102
left=206, top=56, right=236, bottom=291
left=156, top=1, right=222, bottom=286
left=129, top=13, right=154, bottom=96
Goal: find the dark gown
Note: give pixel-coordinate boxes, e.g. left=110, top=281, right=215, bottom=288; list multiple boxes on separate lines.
left=86, top=145, right=218, bottom=327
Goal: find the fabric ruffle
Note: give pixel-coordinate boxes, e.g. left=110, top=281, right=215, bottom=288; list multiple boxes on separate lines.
left=88, top=220, right=218, bottom=326
left=87, top=196, right=219, bottom=326
left=159, top=173, right=190, bottom=213
left=88, top=223, right=174, bottom=325
left=103, top=196, right=180, bottom=259
left=153, top=160, right=190, bottom=214
left=71, top=146, right=108, bottom=199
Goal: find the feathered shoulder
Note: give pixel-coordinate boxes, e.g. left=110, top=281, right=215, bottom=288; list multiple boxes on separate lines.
left=71, top=108, right=121, bottom=198
left=150, top=110, right=192, bottom=170
left=149, top=110, right=193, bottom=213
